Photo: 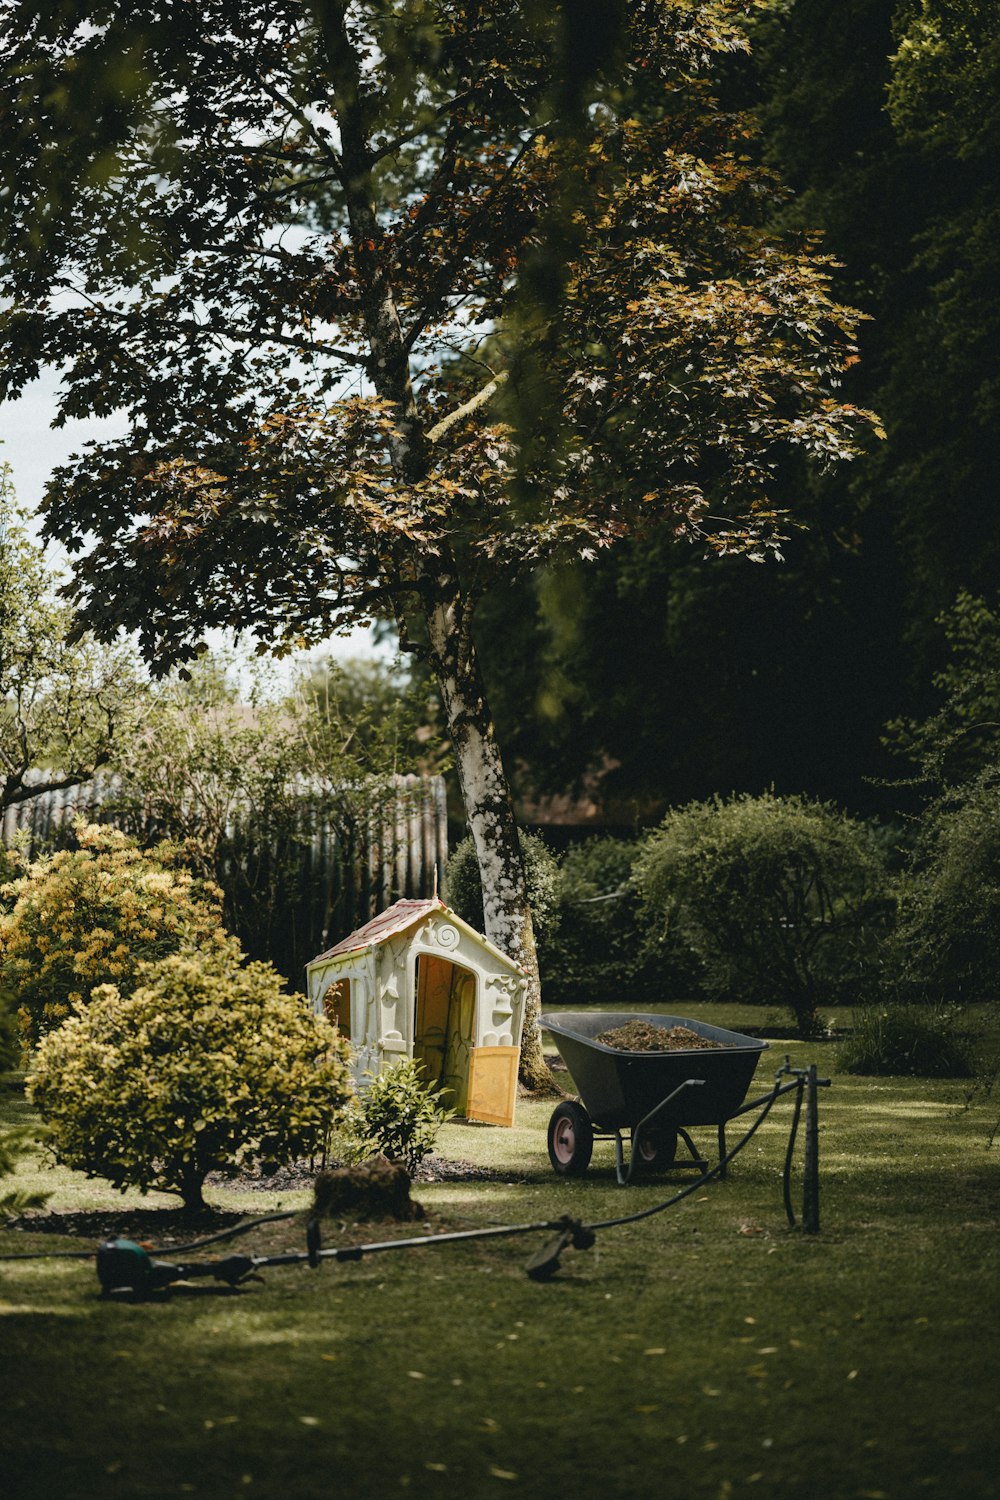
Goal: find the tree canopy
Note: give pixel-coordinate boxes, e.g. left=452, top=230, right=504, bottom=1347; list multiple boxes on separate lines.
left=0, top=1, right=878, bottom=1082
left=1, top=1, right=875, bottom=660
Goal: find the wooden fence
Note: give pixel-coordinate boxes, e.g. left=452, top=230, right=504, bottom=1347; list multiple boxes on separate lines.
left=1, top=772, right=450, bottom=981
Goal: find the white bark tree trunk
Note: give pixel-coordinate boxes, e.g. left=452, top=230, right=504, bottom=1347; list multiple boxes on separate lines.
left=423, top=591, right=552, bottom=1090
left=326, top=5, right=554, bottom=1089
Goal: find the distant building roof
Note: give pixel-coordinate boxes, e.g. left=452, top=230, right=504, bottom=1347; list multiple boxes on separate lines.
left=311, top=898, right=447, bottom=961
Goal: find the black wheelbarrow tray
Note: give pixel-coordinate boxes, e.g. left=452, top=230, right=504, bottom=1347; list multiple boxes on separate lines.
left=541, top=1011, right=769, bottom=1184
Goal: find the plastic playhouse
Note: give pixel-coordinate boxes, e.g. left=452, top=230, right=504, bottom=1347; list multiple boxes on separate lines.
left=306, top=898, right=527, bottom=1126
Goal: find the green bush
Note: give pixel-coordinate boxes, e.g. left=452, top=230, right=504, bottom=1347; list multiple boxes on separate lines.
left=446, top=829, right=560, bottom=945
left=542, top=836, right=699, bottom=1006
left=28, top=949, right=353, bottom=1213
left=636, top=792, right=892, bottom=1037
left=344, top=1059, right=453, bottom=1174
left=0, top=823, right=227, bottom=1044
left=893, top=767, right=1000, bottom=1007
left=838, top=1005, right=975, bottom=1078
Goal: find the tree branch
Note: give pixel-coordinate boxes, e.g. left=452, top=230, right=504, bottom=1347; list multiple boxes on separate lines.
left=1, top=764, right=105, bottom=812
left=426, top=371, right=509, bottom=443
left=263, top=172, right=344, bottom=202
left=198, top=322, right=367, bottom=365
left=247, top=69, right=344, bottom=180
left=370, top=91, right=473, bottom=163
left=400, top=127, right=549, bottom=357
left=50, top=287, right=369, bottom=367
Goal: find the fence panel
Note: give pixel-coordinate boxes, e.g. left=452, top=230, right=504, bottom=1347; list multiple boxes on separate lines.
left=1, top=772, right=449, bottom=980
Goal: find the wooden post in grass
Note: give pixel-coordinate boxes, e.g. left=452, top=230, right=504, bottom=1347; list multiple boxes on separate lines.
left=802, top=1064, right=821, bottom=1233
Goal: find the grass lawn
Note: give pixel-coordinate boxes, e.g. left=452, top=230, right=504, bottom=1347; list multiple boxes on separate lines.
left=1, top=1004, right=998, bottom=1500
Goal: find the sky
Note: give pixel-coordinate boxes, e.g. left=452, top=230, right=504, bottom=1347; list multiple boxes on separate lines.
left=1, top=366, right=127, bottom=542
left=1, top=370, right=388, bottom=670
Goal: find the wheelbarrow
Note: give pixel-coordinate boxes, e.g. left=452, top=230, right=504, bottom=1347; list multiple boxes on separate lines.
left=541, top=1011, right=769, bottom=1184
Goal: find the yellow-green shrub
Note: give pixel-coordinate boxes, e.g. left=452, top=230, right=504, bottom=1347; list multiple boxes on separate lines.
left=29, top=950, right=353, bottom=1213
left=344, top=1059, right=453, bottom=1174
left=0, top=823, right=227, bottom=1043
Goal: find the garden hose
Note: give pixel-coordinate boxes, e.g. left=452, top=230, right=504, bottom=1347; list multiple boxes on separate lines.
left=2, top=1067, right=828, bottom=1292
left=0, top=1209, right=298, bottom=1263
left=585, top=1062, right=825, bottom=1235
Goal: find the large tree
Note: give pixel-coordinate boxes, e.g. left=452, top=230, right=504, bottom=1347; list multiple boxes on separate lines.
left=0, top=1, right=875, bottom=1083
left=0, top=465, right=139, bottom=814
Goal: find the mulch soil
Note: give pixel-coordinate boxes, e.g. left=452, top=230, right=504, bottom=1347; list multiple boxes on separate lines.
left=1, top=1154, right=514, bottom=1248
left=594, top=1020, right=731, bottom=1052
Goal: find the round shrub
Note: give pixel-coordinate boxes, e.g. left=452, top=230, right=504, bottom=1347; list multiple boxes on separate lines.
left=446, top=829, right=560, bottom=943
left=0, top=823, right=227, bottom=1043
left=28, top=950, right=353, bottom=1213
left=635, top=792, right=891, bottom=1037
left=344, top=1059, right=454, bottom=1174
left=837, top=1006, right=975, bottom=1077
left=893, top=768, right=1000, bottom=1006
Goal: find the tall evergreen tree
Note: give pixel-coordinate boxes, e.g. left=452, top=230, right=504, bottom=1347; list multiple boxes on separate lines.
left=754, top=0, right=1000, bottom=682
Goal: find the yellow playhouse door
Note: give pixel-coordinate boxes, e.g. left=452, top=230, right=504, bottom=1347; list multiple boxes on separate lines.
left=466, top=1046, right=519, bottom=1128
left=414, top=957, right=477, bottom=1114
left=413, top=955, right=454, bottom=1084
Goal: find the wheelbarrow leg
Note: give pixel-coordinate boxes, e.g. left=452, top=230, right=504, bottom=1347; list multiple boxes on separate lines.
left=613, top=1131, right=629, bottom=1186
left=718, top=1121, right=727, bottom=1179
left=676, top=1128, right=709, bottom=1171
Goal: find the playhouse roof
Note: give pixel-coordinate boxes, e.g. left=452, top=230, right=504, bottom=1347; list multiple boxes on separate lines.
left=308, top=896, right=526, bottom=974
left=313, top=898, right=445, bottom=961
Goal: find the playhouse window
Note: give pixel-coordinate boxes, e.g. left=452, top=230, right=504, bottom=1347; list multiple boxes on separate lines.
left=323, top=978, right=352, bottom=1039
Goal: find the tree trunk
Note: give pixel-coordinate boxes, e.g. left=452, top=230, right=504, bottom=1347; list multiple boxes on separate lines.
left=424, top=589, right=555, bottom=1092
left=325, top=9, right=555, bottom=1091
left=178, top=1167, right=208, bottom=1219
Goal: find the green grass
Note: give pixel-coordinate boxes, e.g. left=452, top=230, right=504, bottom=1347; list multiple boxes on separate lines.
left=2, top=1006, right=998, bottom=1500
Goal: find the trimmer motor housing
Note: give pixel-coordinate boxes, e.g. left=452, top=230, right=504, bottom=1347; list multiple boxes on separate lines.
left=96, top=1238, right=256, bottom=1297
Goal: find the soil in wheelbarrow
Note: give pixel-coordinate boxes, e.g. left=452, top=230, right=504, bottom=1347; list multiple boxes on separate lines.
left=594, top=1020, right=733, bottom=1052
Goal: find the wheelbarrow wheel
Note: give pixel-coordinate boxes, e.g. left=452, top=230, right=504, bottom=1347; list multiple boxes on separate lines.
left=547, top=1101, right=594, bottom=1177
left=632, top=1123, right=678, bottom=1173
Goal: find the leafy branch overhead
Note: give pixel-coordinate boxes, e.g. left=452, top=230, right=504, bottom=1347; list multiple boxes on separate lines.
left=0, top=2, right=880, bottom=1090
left=0, top=0, right=878, bottom=672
